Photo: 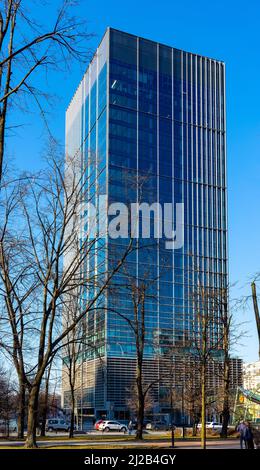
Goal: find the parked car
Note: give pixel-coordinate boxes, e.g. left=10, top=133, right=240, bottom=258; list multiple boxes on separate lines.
left=197, top=421, right=222, bottom=430
left=94, top=419, right=104, bottom=430
left=98, top=420, right=127, bottom=432
left=146, top=421, right=169, bottom=431
left=46, top=419, right=69, bottom=432
left=208, top=422, right=223, bottom=430
left=129, top=419, right=151, bottom=430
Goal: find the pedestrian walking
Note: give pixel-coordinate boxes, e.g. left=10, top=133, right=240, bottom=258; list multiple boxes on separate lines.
left=236, top=420, right=247, bottom=449
left=243, top=422, right=255, bottom=449
left=128, top=420, right=133, bottom=435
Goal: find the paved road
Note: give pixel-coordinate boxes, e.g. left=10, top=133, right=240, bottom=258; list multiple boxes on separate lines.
left=0, top=438, right=240, bottom=449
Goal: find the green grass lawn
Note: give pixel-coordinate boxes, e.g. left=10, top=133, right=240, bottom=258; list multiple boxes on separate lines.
left=0, top=431, right=239, bottom=449
left=0, top=431, right=238, bottom=442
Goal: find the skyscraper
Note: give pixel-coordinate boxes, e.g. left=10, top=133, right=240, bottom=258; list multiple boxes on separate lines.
left=63, top=28, right=229, bottom=422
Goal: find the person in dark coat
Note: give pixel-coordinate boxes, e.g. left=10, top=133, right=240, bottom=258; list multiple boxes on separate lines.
left=236, top=421, right=247, bottom=449
left=243, top=422, right=254, bottom=449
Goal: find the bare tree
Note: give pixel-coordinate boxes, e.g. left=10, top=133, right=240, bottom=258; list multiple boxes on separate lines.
left=212, top=285, right=247, bottom=438
left=62, top=319, right=82, bottom=439
left=125, top=383, right=154, bottom=419
left=183, top=364, right=201, bottom=436
left=39, top=364, right=52, bottom=437
left=0, top=365, right=16, bottom=437
left=0, top=0, right=92, bottom=182
left=159, top=350, right=183, bottom=447
left=110, top=266, right=159, bottom=440
left=164, top=284, right=244, bottom=445
left=0, top=149, right=133, bottom=447
left=61, top=294, right=104, bottom=439
left=161, top=347, right=201, bottom=443
left=190, top=282, right=224, bottom=449
left=0, top=175, right=31, bottom=438
left=218, top=287, right=230, bottom=438
left=190, top=284, right=245, bottom=446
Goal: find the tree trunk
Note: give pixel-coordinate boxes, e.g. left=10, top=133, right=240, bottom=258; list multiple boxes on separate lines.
left=221, top=396, right=230, bottom=438
left=40, top=400, right=48, bottom=437
left=69, top=391, right=75, bottom=438
left=192, top=409, right=197, bottom=436
left=221, top=341, right=230, bottom=437
left=136, top=363, right=144, bottom=440
left=201, top=361, right=206, bottom=449
left=220, top=291, right=230, bottom=438
left=17, top=381, right=26, bottom=439
left=40, top=367, right=51, bottom=437
left=136, top=392, right=144, bottom=440
left=25, top=384, right=40, bottom=448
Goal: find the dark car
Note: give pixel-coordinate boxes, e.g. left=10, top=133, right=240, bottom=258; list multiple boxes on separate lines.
left=146, top=421, right=169, bottom=431
left=129, top=419, right=151, bottom=430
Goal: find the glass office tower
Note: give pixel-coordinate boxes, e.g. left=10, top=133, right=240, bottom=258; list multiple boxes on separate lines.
left=64, top=28, right=228, bottom=421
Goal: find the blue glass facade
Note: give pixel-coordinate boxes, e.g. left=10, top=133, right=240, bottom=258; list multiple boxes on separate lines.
left=64, top=28, right=227, bottom=418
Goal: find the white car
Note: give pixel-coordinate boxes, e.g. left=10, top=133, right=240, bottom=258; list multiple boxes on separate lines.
left=46, top=418, right=69, bottom=432
left=197, top=421, right=222, bottom=430
left=98, top=420, right=127, bottom=433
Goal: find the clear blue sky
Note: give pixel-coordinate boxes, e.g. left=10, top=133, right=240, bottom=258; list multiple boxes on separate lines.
left=8, top=0, right=260, bottom=362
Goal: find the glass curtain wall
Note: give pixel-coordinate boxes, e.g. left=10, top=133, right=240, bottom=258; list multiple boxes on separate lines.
left=65, top=28, right=227, bottom=415
left=107, top=28, right=226, bottom=409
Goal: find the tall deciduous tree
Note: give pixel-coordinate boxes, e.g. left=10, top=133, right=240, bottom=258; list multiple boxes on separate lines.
left=62, top=313, right=83, bottom=439
left=0, top=0, right=92, bottom=182
left=39, top=365, right=52, bottom=437
left=61, top=294, right=104, bottom=439
left=110, top=268, right=159, bottom=440
left=0, top=174, right=32, bottom=438
left=191, top=282, right=224, bottom=449
left=0, top=150, right=132, bottom=448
